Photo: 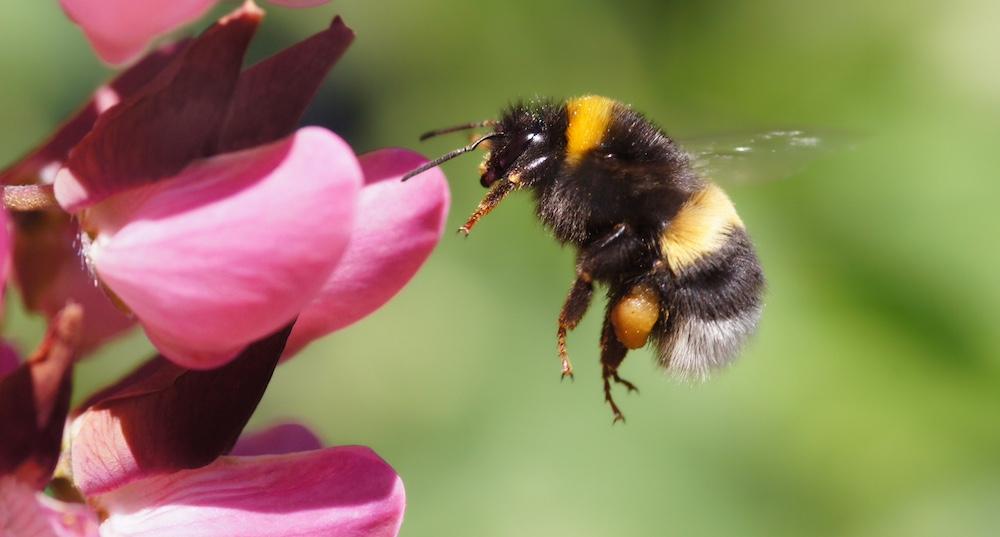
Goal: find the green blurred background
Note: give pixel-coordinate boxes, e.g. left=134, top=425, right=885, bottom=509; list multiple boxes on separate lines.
left=3, top=1, right=1000, bottom=535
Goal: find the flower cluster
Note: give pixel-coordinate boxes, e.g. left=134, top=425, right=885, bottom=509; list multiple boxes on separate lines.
left=1, top=2, right=448, bottom=535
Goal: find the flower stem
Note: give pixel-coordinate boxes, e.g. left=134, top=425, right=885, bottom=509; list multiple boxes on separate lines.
left=3, top=184, right=59, bottom=211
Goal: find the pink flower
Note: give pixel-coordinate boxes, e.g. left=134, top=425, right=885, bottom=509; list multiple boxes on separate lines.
left=80, top=127, right=361, bottom=369
left=58, top=329, right=403, bottom=535
left=60, top=0, right=331, bottom=66
left=9, top=4, right=449, bottom=368
left=2, top=422, right=403, bottom=537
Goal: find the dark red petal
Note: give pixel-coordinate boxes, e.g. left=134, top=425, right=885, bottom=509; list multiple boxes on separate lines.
left=0, top=305, right=83, bottom=489
left=70, top=324, right=292, bottom=495
left=0, top=40, right=188, bottom=187
left=216, top=16, right=354, bottom=153
left=58, top=4, right=263, bottom=210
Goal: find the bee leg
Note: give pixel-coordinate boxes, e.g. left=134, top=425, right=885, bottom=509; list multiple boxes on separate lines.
left=557, top=272, right=594, bottom=380
left=606, top=283, right=660, bottom=396
left=600, top=316, right=633, bottom=424
left=459, top=177, right=518, bottom=235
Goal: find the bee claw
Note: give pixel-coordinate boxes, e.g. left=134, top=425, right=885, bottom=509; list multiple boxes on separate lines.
left=457, top=226, right=471, bottom=236
left=560, top=369, right=575, bottom=382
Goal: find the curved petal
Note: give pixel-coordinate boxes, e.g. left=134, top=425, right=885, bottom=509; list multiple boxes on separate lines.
left=231, top=422, right=323, bottom=456
left=70, top=326, right=290, bottom=496
left=0, top=477, right=100, bottom=537
left=87, top=127, right=360, bottom=368
left=58, top=0, right=217, bottom=65
left=96, top=447, right=405, bottom=537
left=284, top=148, right=449, bottom=358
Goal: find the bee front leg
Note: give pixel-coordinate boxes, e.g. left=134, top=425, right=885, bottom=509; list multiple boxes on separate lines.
left=557, top=273, right=594, bottom=380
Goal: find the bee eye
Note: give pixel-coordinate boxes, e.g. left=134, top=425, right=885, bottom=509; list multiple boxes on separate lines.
left=603, top=152, right=617, bottom=160
left=527, top=132, right=544, bottom=144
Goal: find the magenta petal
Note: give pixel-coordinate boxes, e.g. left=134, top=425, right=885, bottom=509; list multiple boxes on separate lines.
left=97, top=447, right=405, bottom=537
left=0, top=477, right=100, bottom=537
left=59, top=0, right=217, bottom=65
left=70, top=326, right=290, bottom=496
left=85, top=128, right=360, bottom=368
left=0, top=341, right=18, bottom=378
left=57, top=4, right=262, bottom=211
left=284, top=148, right=449, bottom=358
left=231, top=422, right=323, bottom=456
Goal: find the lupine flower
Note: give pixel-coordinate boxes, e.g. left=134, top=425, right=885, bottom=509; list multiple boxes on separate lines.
left=3, top=3, right=450, bottom=368
left=60, top=0, right=331, bottom=65
left=2, top=3, right=447, bottom=534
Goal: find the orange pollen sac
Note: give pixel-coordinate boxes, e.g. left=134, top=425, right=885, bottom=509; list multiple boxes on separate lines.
left=611, top=284, right=662, bottom=349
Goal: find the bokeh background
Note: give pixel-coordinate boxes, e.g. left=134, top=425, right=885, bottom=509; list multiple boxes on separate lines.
left=3, top=1, right=1000, bottom=535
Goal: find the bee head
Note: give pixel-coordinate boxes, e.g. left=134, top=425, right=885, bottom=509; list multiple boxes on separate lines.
left=402, top=101, right=564, bottom=187
left=480, top=102, right=566, bottom=188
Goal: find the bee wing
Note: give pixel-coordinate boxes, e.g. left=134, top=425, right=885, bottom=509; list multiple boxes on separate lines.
left=679, top=129, right=852, bottom=184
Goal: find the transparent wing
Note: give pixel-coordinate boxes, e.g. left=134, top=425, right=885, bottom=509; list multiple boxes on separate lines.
left=679, top=129, right=850, bottom=184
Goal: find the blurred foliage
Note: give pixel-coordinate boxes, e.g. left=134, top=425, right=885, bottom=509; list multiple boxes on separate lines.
left=3, top=0, right=1000, bottom=535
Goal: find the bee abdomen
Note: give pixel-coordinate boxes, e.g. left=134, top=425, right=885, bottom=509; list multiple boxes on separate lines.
left=656, top=226, right=765, bottom=380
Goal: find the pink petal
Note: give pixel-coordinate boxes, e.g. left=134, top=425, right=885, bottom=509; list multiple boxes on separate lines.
left=84, top=127, right=360, bottom=368
left=284, top=149, right=449, bottom=358
left=217, top=16, right=353, bottom=153
left=58, top=0, right=217, bottom=65
left=0, top=476, right=100, bottom=537
left=56, top=4, right=262, bottom=211
left=70, top=326, right=290, bottom=495
left=231, top=422, right=323, bottom=456
left=0, top=341, right=18, bottom=378
left=96, top=447, right=405, bottom=537
left=0, top=306, right=83, bottom=489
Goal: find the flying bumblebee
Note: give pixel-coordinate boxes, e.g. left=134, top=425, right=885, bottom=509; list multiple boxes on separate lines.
left=403, top=95, right=822, bottom=422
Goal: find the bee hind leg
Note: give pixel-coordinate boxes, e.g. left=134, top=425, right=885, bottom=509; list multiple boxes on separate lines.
left=557, top=273, right=594, bottom=380
left=600, top=317, right=635, bottom=424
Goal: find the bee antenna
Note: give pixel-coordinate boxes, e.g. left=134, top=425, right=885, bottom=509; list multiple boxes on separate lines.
left=419, top=120, right=497, bottom=141
left=402, top=133, right=502, bottom=182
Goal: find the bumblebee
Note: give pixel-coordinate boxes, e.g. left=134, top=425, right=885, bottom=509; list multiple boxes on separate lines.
left=403, top=95, right=765, bottom=422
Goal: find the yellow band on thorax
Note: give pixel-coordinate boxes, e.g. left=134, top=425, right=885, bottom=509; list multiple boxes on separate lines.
left=565, top=95, right=616, bottom=165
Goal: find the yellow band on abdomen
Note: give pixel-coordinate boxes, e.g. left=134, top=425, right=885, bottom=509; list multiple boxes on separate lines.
left=660, top=184, right=745, bottom=271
